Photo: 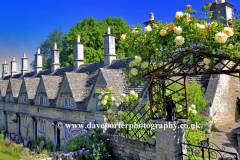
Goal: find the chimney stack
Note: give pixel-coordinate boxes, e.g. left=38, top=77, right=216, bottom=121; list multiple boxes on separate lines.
left=10, top=58, right=17, bottom=77
left=51, top=42, right=60, bottom=72
left=103, top=27, right=116, bottom=66
left=35, top=47, right=43, bottom=74
left=150, top=12, right=154, bottom=21
left=211, top=0, right=234, bottom=25
left=2, top=59, right=8, bottom=78
left=73, top=34, right=84, bottom=69
left=21, top=52, right=28, bottom=75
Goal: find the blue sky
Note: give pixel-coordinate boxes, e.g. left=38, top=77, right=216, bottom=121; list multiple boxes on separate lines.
left=0, top=0, right=239, bottom=74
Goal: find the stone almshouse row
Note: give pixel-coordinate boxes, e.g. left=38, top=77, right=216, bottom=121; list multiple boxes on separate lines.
left=0, top=1, right=239, bottom=153
left=0, top=29, right=147, bottom=149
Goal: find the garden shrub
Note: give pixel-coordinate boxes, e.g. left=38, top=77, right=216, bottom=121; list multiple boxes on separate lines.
left=64, top=127, right=112, bottom=160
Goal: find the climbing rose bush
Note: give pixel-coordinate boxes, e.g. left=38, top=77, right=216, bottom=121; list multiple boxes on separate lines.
left=120, top=3, right=240, bottom=84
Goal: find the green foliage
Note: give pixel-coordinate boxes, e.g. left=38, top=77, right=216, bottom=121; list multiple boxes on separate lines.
left=0, top=125, right=5, bottom=130
left=0, top=134, right=23, bottom=159
left=65, top=128, right=112, bottom=160
left=96, top=85, right=117, bottom=111
left=45, top=137, right=53, bottom=152
left=32, top=135, right=46, bottom=148
left=30, top=26, right=64, bottom=70
left=30, top=16, right=132, bottom=70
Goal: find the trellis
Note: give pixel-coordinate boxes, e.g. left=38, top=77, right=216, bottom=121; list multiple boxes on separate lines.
left=145, top=50, right=240, bottom=119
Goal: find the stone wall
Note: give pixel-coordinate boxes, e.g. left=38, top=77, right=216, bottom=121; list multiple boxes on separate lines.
left=205, top=73, right=240, bottom=128
left=109, top=134, right=156, bottom=160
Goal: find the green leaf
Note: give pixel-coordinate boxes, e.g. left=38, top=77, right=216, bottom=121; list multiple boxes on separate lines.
left=220, top=16, right=226, bottom=20
left=208, top=3, right=212, bottom=8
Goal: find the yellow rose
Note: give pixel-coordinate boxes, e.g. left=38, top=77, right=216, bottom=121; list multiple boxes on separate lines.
left=120, top=34, right=126, bottom=41
left=214, top=32, right=228, bottom=43
left=131, top=68, right=138, bottom=76
left=135, top=56, right=142, bottom=63
left=186, top=5, right=192, bottom=9
left=136, top=37, right=141, bottom=41
left=224, top=27, right=234, bottom=37
left=184, top=13, right=190, bottom=21
left=160, top=29, right=167, bottom=36
left=102, top=99, right=107, bottom=105
left=144, top=26, right=152, bottom=33
left=168, top=22, right=176, bottom=31
left=205, top=65, right=210, bottom=69
left=101, top=93, right=104, bottom=96
left=104, top=95, right=109, bottom=100
left=118, top=110, right=123, bottom=115
left=174, top=36, right=185, bottom=45
left=141, top=62, right=148, bottom=69
left=203, top=58, right=211, bottom=64
left=129, top=60, right=137, bottom=67
left=228, top=44, right=234, bottom=49
left=176, top=11, right=183, bottom=20
left=128, top=40, right=132, bottom=43
left=107, top=109, right=113, bottom=114
left=173, top=26, right=182, bottom=35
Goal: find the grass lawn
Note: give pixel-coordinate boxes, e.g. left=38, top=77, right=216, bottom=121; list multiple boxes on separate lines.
left=0, top=151, right=21, bottom=160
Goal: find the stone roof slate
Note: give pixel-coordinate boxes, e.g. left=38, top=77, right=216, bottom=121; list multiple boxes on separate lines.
left=9, top=79, right=22, bottom=98
left=23, top=77, right=40, bottom=100
left=65, top=72, right=91, bottom=109
left=0, top=80, right=9, bottom=97
left=42, top=76, right=62, bottom=104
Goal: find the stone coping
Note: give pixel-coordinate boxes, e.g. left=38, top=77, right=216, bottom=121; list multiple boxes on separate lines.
left=151, top=118, right=188, bottom=124
left=91, top=110, right=107, bottom=114
left=108, top=134, right=155, bottom=150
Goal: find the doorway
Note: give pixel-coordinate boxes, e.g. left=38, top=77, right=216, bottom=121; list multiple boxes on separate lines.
left=18, top=117, right=21, bottom=136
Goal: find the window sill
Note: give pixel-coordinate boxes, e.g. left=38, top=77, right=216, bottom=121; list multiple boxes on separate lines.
left=39, top=130, right=47, bottom=134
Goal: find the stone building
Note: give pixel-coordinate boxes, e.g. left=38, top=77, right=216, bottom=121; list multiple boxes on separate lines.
left=0, top=28, right=146, bottom=150
left=0, top=0, right=238, bottom=155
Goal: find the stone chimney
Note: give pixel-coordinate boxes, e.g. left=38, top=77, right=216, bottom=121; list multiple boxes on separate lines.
left=35, top=47, right=43, bottom=74
left=103, top=27, right=116, bottom=65
left=2, top=59, right=8, bottom=78
left=211, top=0, right=234, bottom=25
left=10, top=58, right=17, bottom=77
left=143, top=12, right=159, bottom=27
left=73, top=34, right=84, bottom=69
left=51, top=42, right=60, bottom=72
left=21, top=52, right=28, bottom=75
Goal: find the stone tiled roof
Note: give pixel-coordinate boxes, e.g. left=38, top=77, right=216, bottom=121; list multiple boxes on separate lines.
left=42, top=76, right=62, bottom=104
left=9, top=79, right=22, bottom=98
left=24, top=77, right=40, bottom=100
left=0, top=80, right=9, bottom=97
left=100, top=68, right=126, bottom=96
left=65, top=72, right=91, bottom=109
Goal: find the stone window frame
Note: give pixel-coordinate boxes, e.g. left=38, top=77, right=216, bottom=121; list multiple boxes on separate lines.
left=22, top=115, right=28, bottom=127
left=23, top=95, right=27, bottom=104
left=64, top=97, right=71, bottom=109
left=39, top=96, right=45, bottom=106
left=39, top=120, right=46, bottom=133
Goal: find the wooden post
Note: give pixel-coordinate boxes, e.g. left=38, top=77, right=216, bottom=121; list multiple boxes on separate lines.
left=162, top=81, right=166, bottom=118
left=184, top=76, right=189, bottom=119
left=193, top=52, right=197, bottom=74
left=149, top=78, right=154, bottom=119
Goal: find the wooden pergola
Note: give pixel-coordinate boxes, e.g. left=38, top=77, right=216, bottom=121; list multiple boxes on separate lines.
left=144, top=50, right=240, bottom=119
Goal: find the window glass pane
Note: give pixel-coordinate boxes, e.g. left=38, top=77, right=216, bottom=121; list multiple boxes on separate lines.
left=64, top=98, right=67, bottom=106
left=68, top=98, right=70, bottom=107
